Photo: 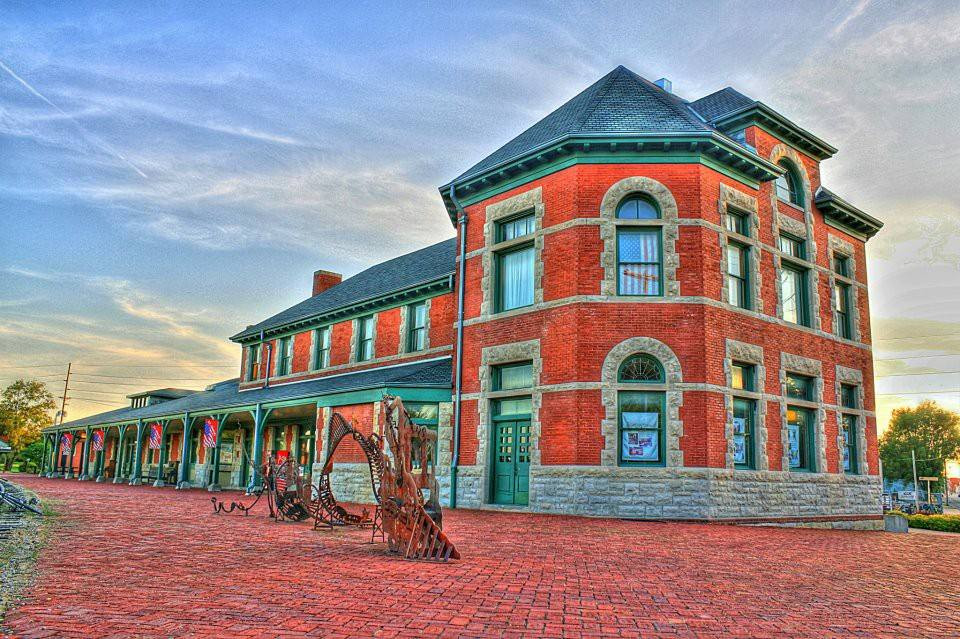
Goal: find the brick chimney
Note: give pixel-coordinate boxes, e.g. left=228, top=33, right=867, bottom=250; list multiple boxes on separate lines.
left=312, top=269, right=342, bottom=296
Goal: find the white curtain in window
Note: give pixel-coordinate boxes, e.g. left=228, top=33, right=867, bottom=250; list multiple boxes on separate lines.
left=500, top=246, right=534, bottom=310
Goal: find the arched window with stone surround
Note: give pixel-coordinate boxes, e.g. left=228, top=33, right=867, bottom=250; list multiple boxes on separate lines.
left=617, top=353, right=666, bottom=466
left=616, top=195, right=662, bottom=296
left=775, top=160, right=804, bottom=207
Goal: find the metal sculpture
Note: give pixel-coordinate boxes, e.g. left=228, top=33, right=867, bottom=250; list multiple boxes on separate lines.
left=0, top=478, right=42, bottom=515
left=266, top=457, right=317, bottom=523
left=313, top=412, right=381, bottom=533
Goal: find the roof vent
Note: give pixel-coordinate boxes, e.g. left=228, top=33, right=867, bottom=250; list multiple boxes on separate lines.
left=654, top=77, right=672, bottom=93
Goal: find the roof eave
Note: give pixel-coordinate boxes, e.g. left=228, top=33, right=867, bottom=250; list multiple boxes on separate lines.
left=711, top=103, right=837, bottom=160
left=814, top=190, right=883, bottom=239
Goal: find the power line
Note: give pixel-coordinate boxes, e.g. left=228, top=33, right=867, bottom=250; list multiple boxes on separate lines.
left=875, top=354, right=960, bottom=362
left=71, top=373, right=224, bottom=381
left=876, top=333, right=960, bottom=341
left=876, top=371, right=960, bottom=378
left=876, top=390, right=960, bottom=397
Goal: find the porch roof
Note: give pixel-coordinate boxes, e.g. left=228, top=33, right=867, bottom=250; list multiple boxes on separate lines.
left=49, top=357, right=452, bottom=431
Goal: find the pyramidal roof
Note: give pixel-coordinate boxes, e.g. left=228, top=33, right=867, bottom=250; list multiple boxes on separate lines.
left=452, top=65, right=716, bottom=183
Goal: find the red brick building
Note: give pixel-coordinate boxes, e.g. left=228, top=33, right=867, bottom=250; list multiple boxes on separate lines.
left=43, top=66, right=883, bottom=527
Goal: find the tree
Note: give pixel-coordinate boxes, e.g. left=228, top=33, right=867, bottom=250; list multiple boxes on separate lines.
left=879, top=401, right=960, bottom=486
left=18, top=440, right=46, bottom=473
left=0, top=379, right=56, bottom=471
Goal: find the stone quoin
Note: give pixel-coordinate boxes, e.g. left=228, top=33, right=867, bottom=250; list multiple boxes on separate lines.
left=41, top=66, right=883, bottom=528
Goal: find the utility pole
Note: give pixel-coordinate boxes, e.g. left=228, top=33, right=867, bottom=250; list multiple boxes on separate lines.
left=57, top=362, right=72, bottom=427
left=911, top=449, right=920, bottom=512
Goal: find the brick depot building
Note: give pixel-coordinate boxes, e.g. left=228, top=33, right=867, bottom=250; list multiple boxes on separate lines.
left=42, top=66, right=883, bottom=527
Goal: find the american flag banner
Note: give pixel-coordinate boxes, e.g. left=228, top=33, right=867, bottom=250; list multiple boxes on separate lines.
left=92, top=429, right=105, bottom=452
left=148, top=423, right=162, bottom=449
left=60, top=433, right=73, bottom=455
left=202, top=417, right=218, bottom=448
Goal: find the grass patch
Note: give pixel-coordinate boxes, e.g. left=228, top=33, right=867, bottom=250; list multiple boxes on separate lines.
left=907, top=514, right=960, bottom=533
left=0, top=484, right=59, bottom=627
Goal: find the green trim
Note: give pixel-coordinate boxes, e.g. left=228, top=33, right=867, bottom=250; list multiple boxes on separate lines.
left=493, top=241, right=536, bottom=313
left=814, top=189, right=882, bottom=239
left=712, top=104, right=837, bottom=160
left=314, top=386, right=451, bottom=408
left=733, top=396, right=756, bottom=470
left=233, top=276, right=452, bottom=344
left=616, top=390, right=667, bottom=467
left=786, top=405, right=816, bottom=472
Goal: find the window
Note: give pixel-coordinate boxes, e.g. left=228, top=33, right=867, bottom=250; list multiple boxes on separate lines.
left=277, top=337, right=293, bottom=376
left=833, top=253, right=850, bottom=277
left=246, top=344, right=261, bottom=381
left=786, top=373, right=814, bottom=401
left=618, top=354, right=664, bottom=383
left=726, top=241, right=750, bottom=309
left=842, top=414, right=858, bottom=473
left=733, top=397, right=755, bottom=469
left=406, top=402, right=440, bottom=470
left=495, top=245, right=535, bottom=311
left=834, top=280, right=852, bottom=339
left=840, top=384, right=858, bottom=410
left=778, top=234, right=806, bottom=259
left=775, top=161, right=803, bottom=206
left=616, top=196, right=660, bottom=220
left=313, top=326, right=331, bottom=370
left=494, top=214, right=536, bottom=313
left=356, top=315, right=375, bottom=361
left=617, top=228, right=661, bottom=295
left=618, top=353, right=666, bottom=466
left=493, top=362, right=533, bottom=391
left=780, top=263, right=808, bottom=326
left=787, top=406, right=815, bottom=471
left=407, top=302, right=427, bottom=352
left=497, top=213, right=535, bottom=242
left=725, top=209, right=749, bottom=236
left=731, top=362, right=754, bottom=391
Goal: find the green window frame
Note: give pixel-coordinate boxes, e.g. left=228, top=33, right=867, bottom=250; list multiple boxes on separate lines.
left=493, top=361, right=533, bottom=391
left=786, top=373, right=814, bottom=401
left=313, top=326, right=331, bottom=370
left=834, top=280, right=852, bottom=339
left=356, top=315, right=375, bottom=362
left=407, top=301, right=428, bottom=352
left=616, top=196, right=660, bottom=220
left=495, top=244, right=535, bottom=312
left=786, top=406, right=815, bottom=471
left=733, top=397, right=755, bottom=469
left=726, top=240, right=750, bottom=309
left=833, top=253, right=850, bottom=277
left=245, top=344, right=261, bottom=381
left=841, top=413, right=858, bottom=474
left=617, top=227, right=662, bottom=296
left=496, top=213, right=535, bottom=242
left=617, top=391, right=666, bottom=467
left=775, top=161, right=803, bottom=207
left=618, top=354, right=664, bottom=383
left=778, top=234, right=806, bottom=259
left=277, top=336, right=293, bottom=376
left=725, top=209, right=749, bottom=236
left=779, top=262, right=809, bottom=326
left=406, top=402, right=440, bottom=469
left=731, top=362, right=754, bottom=391
left=840, top=383, right=858, bottom=410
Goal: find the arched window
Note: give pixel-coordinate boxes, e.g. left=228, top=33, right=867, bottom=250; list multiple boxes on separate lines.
left=618, top=353, right=664, bottom=383
left=616, top=196, right=662, bottom=296
left=616, top=196, right=660, bottom=220
left=617, top=353, right=666, bottom=466
left=775, top=161, right=803, bottom=207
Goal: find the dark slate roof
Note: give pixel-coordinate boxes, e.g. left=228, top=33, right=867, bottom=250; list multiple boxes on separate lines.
left=451, top=65, right=715, bottom=184
left=688, top=87, right=756, bottom=122
left=232, top=238, right=456, bottom=341
left=126, top=388, right=197, bottom=400
left=52, top=358, right=452, bottom=430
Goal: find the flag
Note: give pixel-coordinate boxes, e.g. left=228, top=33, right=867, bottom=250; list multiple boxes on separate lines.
left=92, top=429, right=105, bottom=452
left=202, top=417, right=219, bottom=448
left=148, top=423, right=162, bottom=449
left=60, top=433, right=73, bottom=455
left=275, top=474, right=287, bottom=492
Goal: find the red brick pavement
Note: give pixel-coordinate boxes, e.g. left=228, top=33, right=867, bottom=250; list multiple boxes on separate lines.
left=3, top=476, right=960, bottom=638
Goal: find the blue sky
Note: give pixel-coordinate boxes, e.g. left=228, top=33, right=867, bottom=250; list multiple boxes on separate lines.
left=1, top=1, right=959, bottom=426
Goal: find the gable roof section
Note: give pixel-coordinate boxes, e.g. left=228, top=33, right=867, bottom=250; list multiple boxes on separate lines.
left=126, top=388, right=196, bottom=400
left=452, top=65, right=714, bottom=184
left=814, top=186, right=883, bottom=239
left=232, top=238, right=456, bottom=342
left=50, top=358, right=452, bottom=430
left=688, top=87, right=755, bottom=121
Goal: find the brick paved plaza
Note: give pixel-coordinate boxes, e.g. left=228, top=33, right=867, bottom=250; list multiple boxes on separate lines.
left=3, top=477, right=960, bottom=638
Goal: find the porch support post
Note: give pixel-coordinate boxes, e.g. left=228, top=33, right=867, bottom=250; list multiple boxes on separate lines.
left=114, top=425, right=128, bottom=484
left=38, top=435, right=49, bottom=477
left=130, top=419, right=145, bottom=486
left=66, top=432, right=77, bottom=479
left=207, top=413, right=227, bottom=493
left=52, top=432, right=62, bottom=477
left=177, top=413, right=192, bottom=489
left=247, top=404, right=266, bottom=493
left=153, top=420, right=170, bottom=487
left=78, top=427, right=92, bottom=480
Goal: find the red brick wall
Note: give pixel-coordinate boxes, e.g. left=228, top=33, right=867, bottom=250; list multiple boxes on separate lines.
left=292, top=331, right=312, bottom=373
left=330, top=403, right=374, bottom=463
left=376, top=307, right=402, bottom=357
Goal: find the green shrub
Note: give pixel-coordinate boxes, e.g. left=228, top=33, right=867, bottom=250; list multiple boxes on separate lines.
left=907, top=514, right=960, bottom=533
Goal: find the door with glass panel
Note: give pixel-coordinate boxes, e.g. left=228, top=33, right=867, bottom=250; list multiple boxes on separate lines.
left=491, top=397, right=531, bottom=506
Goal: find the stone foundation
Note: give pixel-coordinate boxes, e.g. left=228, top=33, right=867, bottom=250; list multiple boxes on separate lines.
left=319, top=463, right=377, bottom=504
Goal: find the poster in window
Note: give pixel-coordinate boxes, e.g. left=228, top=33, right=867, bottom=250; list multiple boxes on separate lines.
left=733, top=435, right=747, bottom=465
left=733, top=416, right=747, bottom=435
left=787, top=424, right=801, bottom=467
left=842, top=447, right=850, bottom=471
left=622, top=429, right=659, bottom=461
left=621, top=411, right=659, bottom=429
left=220, top=441, right=234, bottom=465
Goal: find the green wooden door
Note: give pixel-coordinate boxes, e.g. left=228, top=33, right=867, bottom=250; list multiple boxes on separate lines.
left=491, top=418, right=531, bottom=506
